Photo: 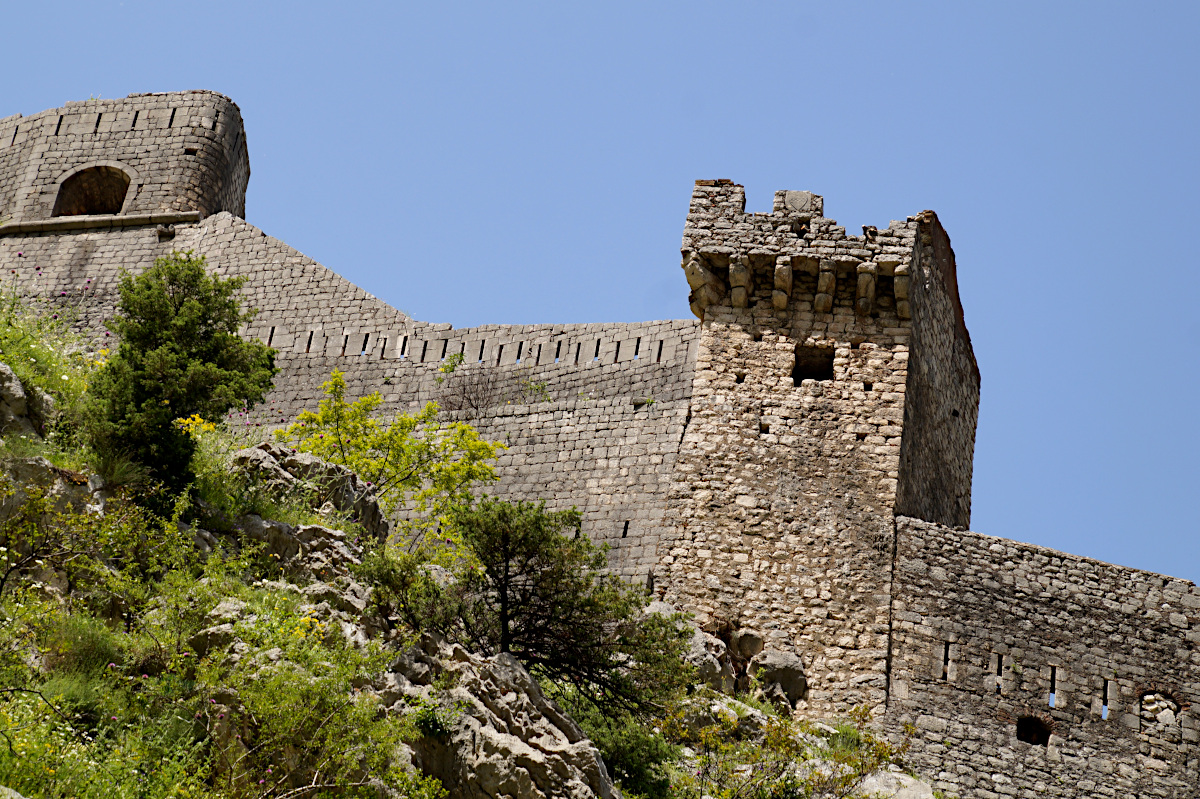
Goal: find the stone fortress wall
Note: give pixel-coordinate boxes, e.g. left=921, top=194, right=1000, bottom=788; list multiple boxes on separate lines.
left=0, top=91, right=1195, bottom=796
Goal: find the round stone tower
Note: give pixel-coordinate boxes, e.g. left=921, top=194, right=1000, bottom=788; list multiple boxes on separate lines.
left=0, top=90, right=249, bottom=223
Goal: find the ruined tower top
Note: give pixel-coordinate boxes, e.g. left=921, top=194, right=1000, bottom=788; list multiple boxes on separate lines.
left=0, top=90, right=249, bottom=225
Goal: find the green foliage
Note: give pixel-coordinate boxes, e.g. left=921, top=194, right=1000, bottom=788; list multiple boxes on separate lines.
left=556, top=688, right=679, bottom=799
left=662, top=705, right=911, bottom=799
left=274, top=369, right=500, bottom=537
left=86, top=251, right=277, bottom=489
left=0, top=485, right=443, bottom=798
left=373, top=498, right=693, bottom=717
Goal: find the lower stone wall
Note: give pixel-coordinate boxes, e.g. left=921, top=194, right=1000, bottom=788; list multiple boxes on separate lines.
left=887, top=517, right=1200, bottom=798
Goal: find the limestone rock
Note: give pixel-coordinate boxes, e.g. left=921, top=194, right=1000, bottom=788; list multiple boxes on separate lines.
left=856, top=770, right=936, bottom=798
left=233, top=442, right=389, bottom=540
left=748, top=649, right=807, bottom=708
left=396, top=634, right=617, bottom=799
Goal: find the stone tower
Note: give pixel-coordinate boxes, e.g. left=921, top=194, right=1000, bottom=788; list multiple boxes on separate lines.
left=660, top=180, right=980, bottom=717
left=0, top=91, right=248, bottom=225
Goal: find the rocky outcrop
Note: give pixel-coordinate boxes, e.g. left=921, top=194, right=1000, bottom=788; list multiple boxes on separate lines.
left=232, top=442, right=389, bottom=540
left=0, top=363, right=55, bottom=438
left=385, top=634, right=617, bottom=799
left=748, top=649, right=808, bottom=709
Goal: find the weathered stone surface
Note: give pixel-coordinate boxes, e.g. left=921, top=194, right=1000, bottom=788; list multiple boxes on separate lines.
left=857, top=770, right=936, bottom=799
left=748, top=649, right=807, bottom=709
left=233, top=442, right=389, bottom=541
left=388, top=635, right=618, bottom=799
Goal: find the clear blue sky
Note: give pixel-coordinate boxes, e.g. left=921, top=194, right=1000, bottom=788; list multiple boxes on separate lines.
left=4, top=1, right=1198, bottom=581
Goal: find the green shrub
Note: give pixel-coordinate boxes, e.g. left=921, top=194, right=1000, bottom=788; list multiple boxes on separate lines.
left=86, top=251, right=277, bottom=491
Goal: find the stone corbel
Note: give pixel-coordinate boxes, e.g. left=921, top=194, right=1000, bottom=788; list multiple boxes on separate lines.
left=682, top=250, right=726, bottom=319
left=814, top=259, right=835, bottom=314
left=773, top=256, right=793, bottom=311
left=729, top=255, right=752, bottom=308
left=894, top=264, right=911, bottom=319
left=856, top=261, right=877, bottom=316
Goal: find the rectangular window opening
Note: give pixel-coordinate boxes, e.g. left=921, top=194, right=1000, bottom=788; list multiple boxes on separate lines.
left=340, top=335, right=349, bottom=357
left=1049, top=666, right=1057, bottom=708
left=634, top=337, right=641, bottom=359
left=593, top=339, right=601, bottom=362
left=168, top=108, right=176, bottom=128
left=621, top=521, right=630, bottom=539
left=9, top=126, right=17, bottom=146
left=93, top=113, right=102, bottom=134
left=614, top=341, right=621, bottom=363
left=267, top=326, right=275, bottom=347
left=793, top=345, right=835, bottom=385
left=478, top=340, right=486, bottom=362
left=516, top=341, right=523, bottom=363
left=400, top=335, right=409, bottom=358
left=554, top=340, right=562, bottom=363
left=496, top=344, right=504, bottom=366
left=1102, top=680, right=1110, bottom=720
left=535, top=343, right=542, bottom=365
left=130, top=110, right=139, bottom=130
left=574, top=343, right=581, bottom=364
left=54, top=116, right=63, bottom=136
left=656, top=340, right=664, bottom=363
left=305, top=331, right=314, bottom=354
left=360, top=333, right=370, bottom=356
left=420, top=340, right=429, bottom=362
left=995, top=653, right=1003, bottom=695
left=440, top=339, right=448, bottom=360
left=941, top=642, right=951, bottom=681
left=379, top=337, right=388, bottom=360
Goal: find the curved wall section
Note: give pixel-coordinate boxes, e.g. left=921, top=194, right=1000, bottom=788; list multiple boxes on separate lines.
left=0, top=91, right=248, bottom=223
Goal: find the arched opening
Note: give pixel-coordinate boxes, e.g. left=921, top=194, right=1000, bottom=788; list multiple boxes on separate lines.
left=52, top=166, right=131, bottom=216
left=1016, top=716, right=1052, bottom=746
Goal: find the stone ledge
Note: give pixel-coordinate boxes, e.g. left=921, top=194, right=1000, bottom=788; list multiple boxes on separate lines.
left=0, top=211, right=201, bottom=235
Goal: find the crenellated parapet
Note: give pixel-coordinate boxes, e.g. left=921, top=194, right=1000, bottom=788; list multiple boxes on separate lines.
left=681, top=179, right=916, bottom=322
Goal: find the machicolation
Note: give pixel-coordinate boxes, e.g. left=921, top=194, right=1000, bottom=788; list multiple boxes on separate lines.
left=1, top=91, right=1196, bottom=798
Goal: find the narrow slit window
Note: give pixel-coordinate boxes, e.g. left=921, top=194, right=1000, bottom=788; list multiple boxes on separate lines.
left=93, top=113, right=102, bottom=134
left=340, top=335, right=349, bottom=357
left=440, top=339, right=448, bottom=360
left=478, top=340, right=486, bottom=362
left=360, top=334, right=370, bottom=356
left=400, top=335, right=409, bottom=357
left=1102, top=680, right=1110, bottom=720
left=614, top=341, right=621, bottom=363
left=9, top=126, right=16, bottom=146
left=995, top=653, right=1003, bottom=695
left=54, top=116, right=63, bottom=136
left=656, top=341, right=664, bottom=363
left=168, top=108, right=176, bottom=127
left=267, top=326, right=275, bottom=347
left=574, top=343, right=581, bottom=364
left=379, top=337, right=388, bottom=360
left=496, top=344, right=504, bottom=366
left=130, top=110, right=139, bottom=130
left=305, top=331, right=314, bottom=354
left=1049, top=666, right=1057, bottom=708
left=621, top=521, right=630, bottom=538
left=535, top=343, right=542, bottom=364
left=554, top=341, right=562, bottom=363
left=634, top=337, right=641, bottom=359
left=420, top=340, right=429, bottom=362
left=646, top=573, right=655, bottom=594
left=516, top=342, right=523, bottom=363
left=941, top=642, right=951, bottom=681
left=594, top=339, right=601, bottom=361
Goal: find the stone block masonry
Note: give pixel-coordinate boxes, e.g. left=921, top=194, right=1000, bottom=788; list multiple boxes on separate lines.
left=0, top=92, right=1194, bottom=796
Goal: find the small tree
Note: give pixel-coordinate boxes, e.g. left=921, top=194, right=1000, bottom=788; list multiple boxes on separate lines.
left=369, top=498, right=692, bottom=717
left=87, top=251, right=277, bottom=489
left=275, top=369, right=501, bottom=539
